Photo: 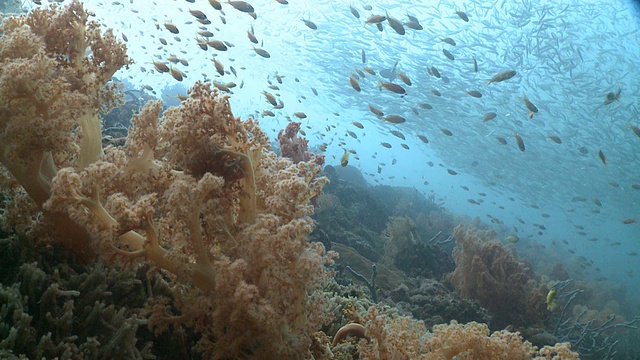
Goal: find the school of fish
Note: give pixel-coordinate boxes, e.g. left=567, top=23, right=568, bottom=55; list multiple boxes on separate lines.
left=44, top=0, right=640, bottom=284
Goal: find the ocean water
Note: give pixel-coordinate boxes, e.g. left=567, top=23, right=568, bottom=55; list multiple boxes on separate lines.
left=12, top=0, right=640, bottom=344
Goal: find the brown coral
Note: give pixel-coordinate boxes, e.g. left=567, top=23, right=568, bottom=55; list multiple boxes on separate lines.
left=447, top=225, right=548, bottom=329
left=277, top=121, right=324, bottom=166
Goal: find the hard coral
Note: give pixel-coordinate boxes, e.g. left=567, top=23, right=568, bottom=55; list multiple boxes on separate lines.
left=0, top=235, right=171, bottom=359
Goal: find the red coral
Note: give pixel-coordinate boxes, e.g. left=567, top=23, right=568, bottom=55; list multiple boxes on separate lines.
left=278, top=121, right=324, bottom=166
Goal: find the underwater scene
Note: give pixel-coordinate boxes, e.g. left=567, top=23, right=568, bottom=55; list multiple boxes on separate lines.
left=0, top=0, right=639, bottom=358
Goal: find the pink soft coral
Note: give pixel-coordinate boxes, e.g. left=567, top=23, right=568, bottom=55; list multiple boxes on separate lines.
left=0, top=0, right=130, bottom=258
left=352, top=306, right=578, bottom=360
left=44, top=82, right=335, bottom=358
left=1, top=3, right=334, bottom=358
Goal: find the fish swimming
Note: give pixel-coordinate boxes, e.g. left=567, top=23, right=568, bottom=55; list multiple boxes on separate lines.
left=523, top=93, right=538, bottom=118
left=455, top=11, right=469, bottom=22
left=514, top=133, right=525, bottom=151
left=340, top=149, right=349, bottom=167
left=228, top=1, right=255, bottom=13
left=386, top=12, right=405, bottom=35
left=487, top=70, right=516, bottom=85
left=383, top=115, right=406, bottom=124
left=378, top=81, right=406, bottom=94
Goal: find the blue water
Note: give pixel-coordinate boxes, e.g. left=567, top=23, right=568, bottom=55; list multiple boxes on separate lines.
left=26, top=0, right=638, bottom=305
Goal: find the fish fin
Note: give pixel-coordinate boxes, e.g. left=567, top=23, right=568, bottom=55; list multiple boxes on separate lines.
left=590, top=104, right=604, bottom=114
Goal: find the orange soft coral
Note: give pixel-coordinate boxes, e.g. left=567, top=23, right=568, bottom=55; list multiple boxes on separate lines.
left=0, top=0, right=130, bottom=258
left=354, top=306, right=578, bottom=360
left=1, top=4, right=333, bottom=357
left=44, top=81, right=335, bottom=358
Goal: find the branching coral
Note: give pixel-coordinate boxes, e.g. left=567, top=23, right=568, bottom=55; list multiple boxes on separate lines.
left=447, top=225, right=549, bottom=329
left=0, top=235, right=165, bottom=359
left=551, top=280, right=640, bottom=358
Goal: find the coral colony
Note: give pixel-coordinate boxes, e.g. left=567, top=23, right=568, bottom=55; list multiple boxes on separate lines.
left=6, top=1, right=637, bottom=358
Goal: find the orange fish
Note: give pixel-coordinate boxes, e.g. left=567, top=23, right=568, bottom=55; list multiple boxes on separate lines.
left=514, top=133, right=525, bottom=152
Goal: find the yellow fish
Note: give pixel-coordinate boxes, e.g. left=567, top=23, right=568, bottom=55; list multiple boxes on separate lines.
left=546, top=288, right=558, bottom=311
left=504, top=234, right=519, bottom=244
left=340, top=149, right=349, bottom=167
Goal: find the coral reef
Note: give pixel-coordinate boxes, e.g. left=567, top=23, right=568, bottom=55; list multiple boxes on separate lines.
left=551, top=279, right=640, bottom=359
left=332, top=242, right=409, bottom=295
left=447, top=225, right=550, bottom=329
left=0, top=0, right=130, bottom=259
left=0, top=3, right=606, bottom=359
left=398, top=278, right=490, bottom=329
left=0, top=234, right=196, bottom=359
left=381, top=216, right=454, bottom=279
left=335, top=305, right=578, bottom=359
left=0, top=3, right=333, bottom=358
left=332, top=242, right=490, bottom=329
left=414, top=208, right=458, bottom=242
left=312, top=171, right=390, bottom=261
left=312, top=175, right=457, bottom=267
left=381, top=216, right=418, bottom=266
left=52, top=84, right=332, bottom=358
